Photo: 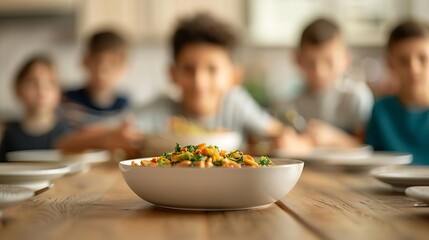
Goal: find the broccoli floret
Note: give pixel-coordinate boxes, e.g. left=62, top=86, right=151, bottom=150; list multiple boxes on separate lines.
left=174, top=143, right=181, bottom=152
left=258, top=156, right=272, bottom=166
left=190, top=153, right=203, bottom=162
left=184, top=145, right=197, bottom=152
left=162, top=152, right=172, bottom=159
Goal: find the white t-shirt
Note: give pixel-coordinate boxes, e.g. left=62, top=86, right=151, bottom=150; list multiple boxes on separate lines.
left=286, top=79, right=374, bottom=132
left=134, top=87, right=274, bottom=137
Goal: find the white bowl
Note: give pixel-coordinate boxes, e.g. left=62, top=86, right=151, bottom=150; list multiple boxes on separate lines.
left=142, top=132, right=243, bottom=157
left=119, top=158, right=304, bottom=211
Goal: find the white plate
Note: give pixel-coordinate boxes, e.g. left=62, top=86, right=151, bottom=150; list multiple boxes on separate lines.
left=405, top=186, right=429, bottom=204
left=0, top=163, right=70, bottom=190
left=7, top=149, right=110, bottom=174
left=7, top=150, right=62, bottom=162
left=371, top=166, right=429, bottom=191
left=142, top=132, right=243, bottom=157
left=119, top=158, right=303, bottom=211
left=273, top=145, right=373, bottom=162
left=7, top=149, right=110, bottom=164
left=8, top=181, right=52, bottom=191
left=323, top=152, right=412, bottom=171
left=62, top=150, right=111, bottom=164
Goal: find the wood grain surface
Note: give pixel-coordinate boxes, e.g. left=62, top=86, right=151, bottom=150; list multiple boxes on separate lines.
left=1, top=162, right=428, bottom=240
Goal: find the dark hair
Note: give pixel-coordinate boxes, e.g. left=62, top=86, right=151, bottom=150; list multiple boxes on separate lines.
left=170, top=13, right=237, bottom=59
left=86, top=30, right=127, bottom=54
left=388, top=20, right=429, bottom=49
left=300, top=18, right=341, bottom=47
left=14, top=55, right=55, bottom=88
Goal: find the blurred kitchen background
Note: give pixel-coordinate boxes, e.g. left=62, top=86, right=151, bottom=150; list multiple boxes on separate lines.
left=1, top=0, right=429, bottom=119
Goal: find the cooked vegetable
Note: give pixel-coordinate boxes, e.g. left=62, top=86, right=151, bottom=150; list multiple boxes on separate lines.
left=174, top=143, right=181, bottom=152
left=157, top=158, right=171, bottom=167
left=132, top=143, right=274, bottom=168
left=258, top=156, right=273, bottom=166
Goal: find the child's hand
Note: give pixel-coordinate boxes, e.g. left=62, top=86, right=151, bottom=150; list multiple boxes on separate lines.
left=104, top=118, right=144, bottom=158
left=273, top=127, right=314, bottom=156
left=56, top=118, right=143, bottom=158
left=304, top=119, right=360, bottom=148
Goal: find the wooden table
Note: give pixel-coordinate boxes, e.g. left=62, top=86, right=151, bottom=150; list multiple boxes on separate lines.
left=1, top=162, right=429, bottom=240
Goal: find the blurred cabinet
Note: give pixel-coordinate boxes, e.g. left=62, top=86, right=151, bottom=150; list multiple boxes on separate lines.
left=0, top=0, right=76, bottom=14
left=410, top=0, right=429, bottom=24
left=248, top=0, right=412, bottom=47
left=77, top=0, right=244, bottom=43
left=77, top=0, right=141, bottom=42
left=141, top=0, right=243, bottom=41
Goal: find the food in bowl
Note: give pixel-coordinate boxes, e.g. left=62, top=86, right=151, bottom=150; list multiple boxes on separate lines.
left=133, top=143, right=273, bottom=168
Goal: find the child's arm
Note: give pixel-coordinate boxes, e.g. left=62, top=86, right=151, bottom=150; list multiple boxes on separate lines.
left=271, top=124, right=315, bottom=156
left=55, top=119, right=144, bottom=157
left=353, top=126, right=366, bottom=143
left=303, top=119, right=361, bottom=148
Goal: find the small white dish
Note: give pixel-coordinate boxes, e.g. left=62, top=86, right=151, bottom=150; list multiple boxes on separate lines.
left=119, top=158, right=304, bottom=211
left=0, top=185, right=34, bottom=217
left=0, top=163, right=70, bottom=191
left=323, top=152, right=412, bottom=171
left=8, top=181, right=52, bottom=191
left=405, top=186, right=429, bottom=204
left=371, top=166, right=429, bottom=191
left=273, top=145, right=373, bottom=163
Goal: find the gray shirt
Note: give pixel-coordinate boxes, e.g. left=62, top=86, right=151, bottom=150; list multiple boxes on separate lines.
left=287, top=79, right=374, bottom=132
left=134, top=87, right=274, bottom=137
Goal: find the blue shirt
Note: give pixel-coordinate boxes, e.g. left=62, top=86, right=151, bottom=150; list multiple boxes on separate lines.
left=64, top=88, right=128, bottom=113
left=62, top=87, right=129, bottom=128
left=365, top=96, right=429, bottom=165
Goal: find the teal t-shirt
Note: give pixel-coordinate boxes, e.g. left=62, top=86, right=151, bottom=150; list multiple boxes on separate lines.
left=365, top=96, right=429, bottom=165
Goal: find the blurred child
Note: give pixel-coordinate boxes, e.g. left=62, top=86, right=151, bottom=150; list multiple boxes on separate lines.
left=63, top=30, right=129, bottom=127
left=135, top=14, right=291, bottom=145
left=365, top=20, right=429, bottom=165
left=57, top=31, right=142, bottom=158
left=0, top=55, right=69, bottom=161
left=289, top=18, right=373, bottom=148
